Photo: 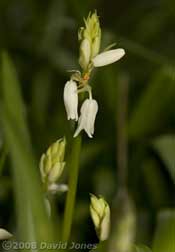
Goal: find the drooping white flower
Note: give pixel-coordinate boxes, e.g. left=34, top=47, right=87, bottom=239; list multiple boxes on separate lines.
left=92, top=48, right=125, bottom=67
left=90, top=194, right=110, bottom=241
left=63, top=80, right=78, bottom=121
left=0, top=228, right=13, bottom=240
left=74, top=98, right=98, bottom=138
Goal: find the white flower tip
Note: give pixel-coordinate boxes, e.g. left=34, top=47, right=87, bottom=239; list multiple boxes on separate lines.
left=87, top=132, right=93, bottom=138
left=67, top=115, right=78, bottom=121
left=73, top=130, right=79, bottom=138
left=0, top=229, right=13, bottom=240
left=48, top=183, right=68, bottom=194
left=119, top=48, right=125, bottom=55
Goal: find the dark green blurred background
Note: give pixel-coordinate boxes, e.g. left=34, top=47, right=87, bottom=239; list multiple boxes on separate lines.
left=0, top=0, right=175, bottom=251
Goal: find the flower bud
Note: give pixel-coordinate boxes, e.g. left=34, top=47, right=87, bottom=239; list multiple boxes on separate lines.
left=74, top=98, right=98, bottom=138
left=79, top=38, right=91, bottom=70
left=92, top=49, right=125, bottom=67
left=90, top=194, right=110, bottom=241
left=78, top=11, right=101, bottom=70
left=39, top=138, right=66, bottom=185
left=64, top=80, right=78, bottom=121
left=91, top=31, right=101, bottom=58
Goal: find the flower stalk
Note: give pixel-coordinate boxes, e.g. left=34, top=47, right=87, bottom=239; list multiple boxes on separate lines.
left=62, top=135, right=82, bottom=241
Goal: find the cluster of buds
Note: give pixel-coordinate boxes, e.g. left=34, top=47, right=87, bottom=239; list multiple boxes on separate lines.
left=63, top=11, right=125, bottom=138
left=78, top=11, right=101, bottom=71
left=90, top=194, right=110, bottom=241
left=39, top=138, right=67, bottom=194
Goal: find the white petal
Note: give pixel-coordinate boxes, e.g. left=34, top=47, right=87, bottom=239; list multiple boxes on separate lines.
left=73, top=114, right=84, bottom=137
left=0, top=228, right=13, bottom=240
left=92, top=49, right=125, bottom=67
left=48, top=183, right=68, bottom=194
left=85, top=99, right=98, bottom=137
left=63, top=80, right=78, bottom=121
left=74, top=99, right=90, bottom=137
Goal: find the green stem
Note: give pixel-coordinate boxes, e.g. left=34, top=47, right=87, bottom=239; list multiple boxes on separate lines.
left=0, top=144, right=8, bottom=175
left=62, top=135, right=82, bottom=241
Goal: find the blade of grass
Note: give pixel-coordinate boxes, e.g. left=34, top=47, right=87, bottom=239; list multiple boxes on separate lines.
left=0, top=52, right=56, bottom=251
left=153, top=135, right=175, bottom=184
left=131, top=245, right=152, bottom=252
left=0, top=144, right=8, bottom=175
left=128, top=67, right=175, bottom=140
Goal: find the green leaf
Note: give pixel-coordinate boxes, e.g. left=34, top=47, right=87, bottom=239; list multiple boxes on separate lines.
left=0, top=51, right=29, bottom=143
left=132, top=245, right=152, bottom=252
left=142, top=158, right=170, bottom=208
left=90, top=241, right=107, bottom=252
left=0, top=52, right=55, bottom=250
left=153, top=210, right=175, bottom=252
left=128, top=67, right=175, bottom=140
left=0, top=144, right=7, bottom=176
left=153, top=135, right=175, bottom=183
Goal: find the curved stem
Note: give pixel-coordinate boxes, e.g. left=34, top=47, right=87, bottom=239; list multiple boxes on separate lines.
left=0, top=144, right=8, bottom=175
left=62, top=135, right=82, bottom=241
left=78, top=85, right=92, bottom=99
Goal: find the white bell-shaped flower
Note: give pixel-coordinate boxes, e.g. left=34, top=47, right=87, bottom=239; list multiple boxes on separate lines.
left=74, top=98, right=98, bottom=138
left=63, top=80, right=78, bottom=121
left=92, top=48, right=125, bottom=67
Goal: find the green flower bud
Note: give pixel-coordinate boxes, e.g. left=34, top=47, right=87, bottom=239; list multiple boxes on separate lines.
left=39, top=138, right=66, bottom=185
left=78, top=11, right=101, bottom=70
left=79, top=38, right=91, bottom=70
left=91, top=31, right=101, bottom=58
left=90, top=194, right=110, bottom=241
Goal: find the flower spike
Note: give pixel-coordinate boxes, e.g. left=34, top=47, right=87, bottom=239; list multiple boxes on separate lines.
left=63, top=11, right=125, bottom=138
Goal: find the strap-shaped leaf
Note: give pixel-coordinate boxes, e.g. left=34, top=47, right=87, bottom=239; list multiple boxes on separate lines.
left=0, top=52, right=55, bottom=249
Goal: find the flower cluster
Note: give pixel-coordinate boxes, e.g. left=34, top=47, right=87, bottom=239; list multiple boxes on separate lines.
left=63, top=11, right=125, bottom=138
left=39, top=138, right=67, bottom=194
